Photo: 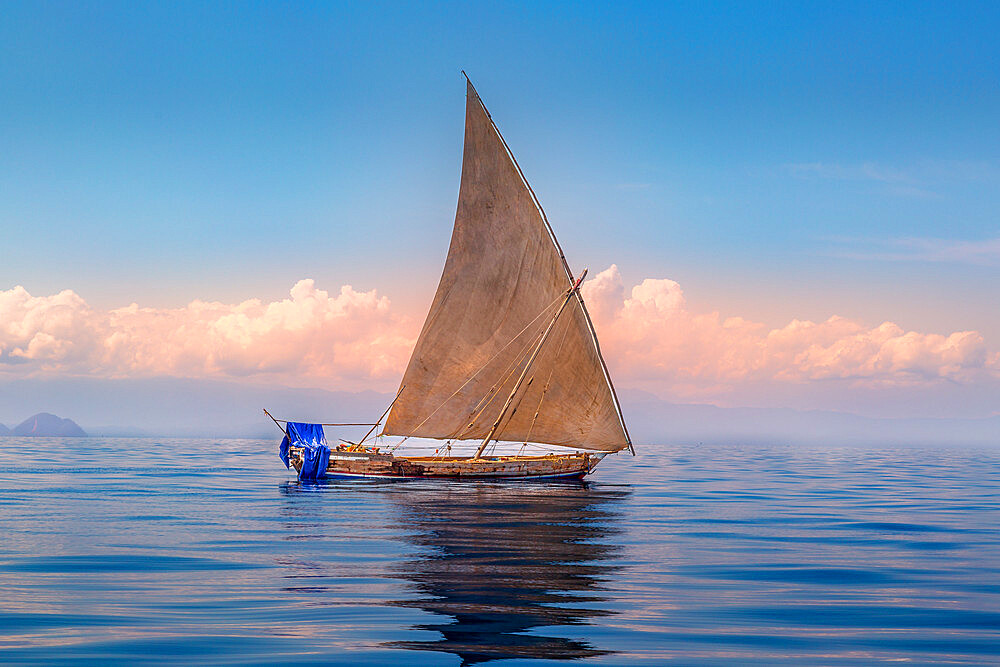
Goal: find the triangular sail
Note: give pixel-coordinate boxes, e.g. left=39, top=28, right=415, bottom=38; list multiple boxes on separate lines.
left=382, top=80, right=630, bottom=453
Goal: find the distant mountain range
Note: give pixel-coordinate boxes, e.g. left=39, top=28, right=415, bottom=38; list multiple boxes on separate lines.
left=0, top=412, right=88, bottom=437
left=0, top=378, right=387, bottom=439
left=0, top=377, right=997, bottom=445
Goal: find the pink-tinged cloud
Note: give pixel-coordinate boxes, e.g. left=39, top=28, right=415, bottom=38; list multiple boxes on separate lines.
left=2, top=271, right=997, bottom=398
left=0, top=281, right=416, bottom=390
left=582, top=265, right=998, bottom=399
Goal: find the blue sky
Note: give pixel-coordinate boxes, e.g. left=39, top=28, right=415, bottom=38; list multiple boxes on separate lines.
left=2, top=1, right=999, bottom=398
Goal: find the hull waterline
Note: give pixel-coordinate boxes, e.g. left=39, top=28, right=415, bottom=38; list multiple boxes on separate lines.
left=289, top=447, right=607, bottom=481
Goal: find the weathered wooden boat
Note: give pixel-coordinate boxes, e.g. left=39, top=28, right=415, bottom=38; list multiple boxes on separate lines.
left=269, top=74, right=634, bottom=480
left=285, top=447, right=607, bottom=480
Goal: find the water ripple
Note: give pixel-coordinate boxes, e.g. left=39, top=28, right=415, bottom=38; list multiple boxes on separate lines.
left=0, top=438, right=998, bottom=664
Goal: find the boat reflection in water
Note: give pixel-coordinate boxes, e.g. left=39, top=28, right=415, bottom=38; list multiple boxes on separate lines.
left=384, top=482, right=629, bottom=665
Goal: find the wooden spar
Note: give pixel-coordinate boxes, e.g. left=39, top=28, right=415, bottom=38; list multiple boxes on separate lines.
left=263, top=408, right=288, bottom=437
left=358, top=385, right=405, bottom=445
left=474, top=270, right=588, bottom=459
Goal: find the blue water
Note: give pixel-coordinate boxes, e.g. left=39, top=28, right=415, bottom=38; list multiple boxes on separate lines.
left=1, top=438, right=998, bottom=665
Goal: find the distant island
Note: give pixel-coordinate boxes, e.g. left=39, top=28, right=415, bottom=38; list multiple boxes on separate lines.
left=0, top=413, right=88, bottom=437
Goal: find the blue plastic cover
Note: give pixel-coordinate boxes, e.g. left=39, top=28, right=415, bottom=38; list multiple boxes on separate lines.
left=280, top=422, right=330, bottom=480
left=279, top=435, right=291, bottom=469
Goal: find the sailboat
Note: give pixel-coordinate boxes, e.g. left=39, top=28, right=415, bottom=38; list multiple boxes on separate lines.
left=270, top=75, right=634, bottom=480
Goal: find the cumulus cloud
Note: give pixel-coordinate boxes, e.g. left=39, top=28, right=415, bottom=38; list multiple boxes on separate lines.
left=3, top=272, right=998, bottom=399
left=582, top=265, right=998, bottom=399
left=0, top=280, right=416, bottom=390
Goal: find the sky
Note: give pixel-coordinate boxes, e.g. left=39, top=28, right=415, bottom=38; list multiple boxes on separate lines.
left=2, top=2, right=999, bottom=427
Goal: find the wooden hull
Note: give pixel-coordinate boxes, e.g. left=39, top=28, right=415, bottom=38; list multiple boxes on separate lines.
left=289, top=448, right=606, bottom=480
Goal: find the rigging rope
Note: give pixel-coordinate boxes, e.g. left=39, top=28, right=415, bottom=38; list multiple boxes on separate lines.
left=448, top=326, right=546, bottom=442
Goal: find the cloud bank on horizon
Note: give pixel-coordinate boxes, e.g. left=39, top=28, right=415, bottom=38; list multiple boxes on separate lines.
left=3, top=268, right=997, bottom=407
left=0, top=280, right=413, bottom=391
left=581, top=266, right=997, bottom=398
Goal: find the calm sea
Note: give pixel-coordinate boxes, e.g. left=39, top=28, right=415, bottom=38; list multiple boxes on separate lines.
left=1, top=437, right=998, bottom=665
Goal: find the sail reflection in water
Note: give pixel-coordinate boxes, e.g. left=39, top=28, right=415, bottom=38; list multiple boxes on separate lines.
left=384, top=483, right=629, bottom=665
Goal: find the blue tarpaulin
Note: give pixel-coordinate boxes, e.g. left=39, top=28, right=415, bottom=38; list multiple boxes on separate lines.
left=279, top=422, right=330, bottom=480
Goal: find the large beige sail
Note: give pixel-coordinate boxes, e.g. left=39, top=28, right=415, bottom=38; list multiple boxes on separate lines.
left=382, top=80, right=630, bottom=452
